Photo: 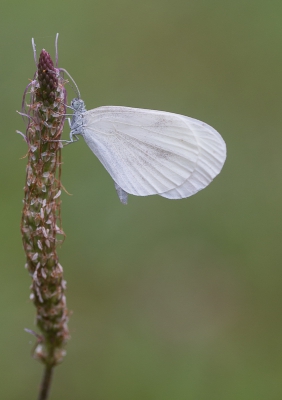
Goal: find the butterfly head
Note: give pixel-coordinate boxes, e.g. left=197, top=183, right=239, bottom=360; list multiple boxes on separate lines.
left=71, top=98, right=86, bottom=112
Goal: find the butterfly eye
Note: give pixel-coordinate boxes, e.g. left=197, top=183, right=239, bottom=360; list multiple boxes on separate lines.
left=70, top=98, right=78, bottom=108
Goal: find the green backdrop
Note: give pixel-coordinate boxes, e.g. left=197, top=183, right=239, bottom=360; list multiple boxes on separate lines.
left=1, top=1, right=282, bottom=399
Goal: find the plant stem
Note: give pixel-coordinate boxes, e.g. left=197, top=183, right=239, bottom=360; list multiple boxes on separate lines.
left=38, top=364, right=54, bottom=400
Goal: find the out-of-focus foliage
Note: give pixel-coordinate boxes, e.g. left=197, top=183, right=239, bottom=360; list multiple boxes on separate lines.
left=1, top=1, right=282, bottom=399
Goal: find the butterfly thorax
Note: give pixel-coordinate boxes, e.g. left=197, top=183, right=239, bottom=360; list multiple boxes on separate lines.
left=70, top=98, right=87, bottom=139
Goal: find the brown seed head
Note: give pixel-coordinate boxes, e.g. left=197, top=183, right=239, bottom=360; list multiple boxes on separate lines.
left=37, top=49, right=58, bottom=105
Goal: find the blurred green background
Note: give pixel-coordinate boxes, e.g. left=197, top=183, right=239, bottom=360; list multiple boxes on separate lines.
left=1, top=1, right=282, bottom=399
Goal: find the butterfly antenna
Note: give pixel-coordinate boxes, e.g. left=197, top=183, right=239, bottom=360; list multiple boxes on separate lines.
left=59, top=68, right=81, bottom=99
left=31, top=38, right=37, bottom=66
left=55, top=33, right=59, bottom=67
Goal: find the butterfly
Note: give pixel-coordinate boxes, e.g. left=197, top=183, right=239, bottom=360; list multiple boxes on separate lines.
left=67, top=98, right=226, bottom=204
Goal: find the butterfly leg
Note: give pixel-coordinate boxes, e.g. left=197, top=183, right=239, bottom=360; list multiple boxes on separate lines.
left=69, top=131, right=80, bottom=143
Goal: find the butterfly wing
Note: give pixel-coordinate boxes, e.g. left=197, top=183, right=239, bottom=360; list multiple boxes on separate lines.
left=82, top=106, right=226, bottom=198
left=159, top=115, right=226, bottom=199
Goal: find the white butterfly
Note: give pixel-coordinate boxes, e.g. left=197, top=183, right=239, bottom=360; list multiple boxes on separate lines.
left=68, top=98, right=226, bottom=204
